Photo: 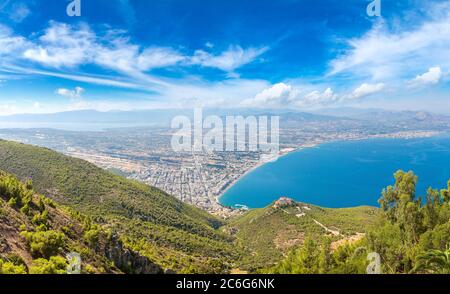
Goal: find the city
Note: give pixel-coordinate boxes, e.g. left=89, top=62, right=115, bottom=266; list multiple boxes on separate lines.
left=1, top=109, right=447, bottom=217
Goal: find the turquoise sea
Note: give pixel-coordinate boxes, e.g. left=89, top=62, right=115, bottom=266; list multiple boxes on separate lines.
left=219, top=135, right=450, bottom=209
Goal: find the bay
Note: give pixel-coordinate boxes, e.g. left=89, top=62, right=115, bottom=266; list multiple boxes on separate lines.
left=219, top=135, right=450, bottom=209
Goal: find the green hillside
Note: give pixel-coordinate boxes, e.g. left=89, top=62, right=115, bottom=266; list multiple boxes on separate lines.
left=0, top=140, right=236, bottom=273
left=0, top=140, right=220, bottom=231
left=0, top=170, right=161, bottom=274
left=227, top=198, right=380, bottom=271
left=267, top=172, right=450, bottom=274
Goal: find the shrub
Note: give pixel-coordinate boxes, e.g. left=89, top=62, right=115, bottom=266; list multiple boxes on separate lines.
left=84, top=228, right=100, bottom=248
left=7, top=197, right=17, bottom=208
left=20, top=203, right=30, bottom=215
left=21, top=230, right=65, bottom=258
left=29, top=256, right=67, bottom=274
left=44, top=198, right=56, bottom=208
left=0, top=260, right=28, bottom=274
left=32, top=210, right=49, bottom=226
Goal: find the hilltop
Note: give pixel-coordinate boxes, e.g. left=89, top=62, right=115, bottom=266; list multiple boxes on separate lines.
left=227, top=197, right=379, bottom=271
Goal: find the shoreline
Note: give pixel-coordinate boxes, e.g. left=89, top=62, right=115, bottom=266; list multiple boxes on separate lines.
left=216, top=130, right=443, bottom=210
left=216, top=144, right=317, bottom=208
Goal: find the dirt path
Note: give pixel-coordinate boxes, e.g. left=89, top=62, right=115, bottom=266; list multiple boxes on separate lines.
left=312, top=219, right=341, bottom=236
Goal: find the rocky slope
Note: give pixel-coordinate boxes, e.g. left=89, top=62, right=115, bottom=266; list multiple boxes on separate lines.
left=0, top=170, right=162, bottom=274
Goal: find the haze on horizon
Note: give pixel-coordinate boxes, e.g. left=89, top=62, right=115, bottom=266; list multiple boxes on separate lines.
left=1, top=0, right=450, bottom=116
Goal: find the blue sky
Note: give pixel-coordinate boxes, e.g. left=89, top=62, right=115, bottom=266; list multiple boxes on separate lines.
left=0, top=0, right=449, bottom=115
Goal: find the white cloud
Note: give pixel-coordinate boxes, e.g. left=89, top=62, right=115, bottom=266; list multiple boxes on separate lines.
left=23, top=22, right=95, bottom=68
left=55, top=86, right=94, bottom=111
left=0, top=25, right=28, bottom=56
left=410, top=67, right=443, bottom=87
left=4, top=65, right=153, bottom=90
left=18, top=22, right=266, bottom=77
left=0, top=21, right=273, bottom=112
left=94, top=40, right=185, bottom=76
left=162, top=78, right=270, bottom=108
left=137, top=47, right=186, bottom=70
left=55, top=87, right=84, bottom=99
left=241, top=83, right=339, bottom=108
left=302, top=88, right=337, bottom=105
left=330, top=3, right=450, bottom=81
left=350, top=83, right=385, bottom=99
left=241, top=83, right=298, bottom=108
left=191, top=45, right=268, bottom=72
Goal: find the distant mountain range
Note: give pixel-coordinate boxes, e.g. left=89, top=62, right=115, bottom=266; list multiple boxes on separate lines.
left=2, top=107, right=449, bottom=134
left=3, top=107, right=447, bottom=127
left=314, top=107, right=450, bottom=122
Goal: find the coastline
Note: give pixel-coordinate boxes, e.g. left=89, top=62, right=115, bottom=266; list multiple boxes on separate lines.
left=216, top=144, right=317, bottom=208
left=216, top=130, right=443, bottom=210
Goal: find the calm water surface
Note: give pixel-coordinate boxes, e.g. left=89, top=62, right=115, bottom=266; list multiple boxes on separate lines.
left=220, top=135, right=450, bottom=208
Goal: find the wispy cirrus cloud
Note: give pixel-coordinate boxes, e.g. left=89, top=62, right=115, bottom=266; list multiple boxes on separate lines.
left=2, top=65, right=154, bottom=89
left=1, top=1, right=449, bottom=114
left=23, top=22, right=95, bottom=68
left=0, top=21, right=272, bottom=111
left=329, top=2, right=450, bottom=82
left=191, top=45, right=268, bottom=72
left=9, top=2, right=31, bottom=23
left=8, top=22, right=267, bottom=79
left=0, top=24, right=28, bottom=56
left=0, top=1, right=31, bottom=23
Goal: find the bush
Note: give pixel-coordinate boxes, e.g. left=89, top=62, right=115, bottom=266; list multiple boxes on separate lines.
left=32, top=210, right=49, bottom=226
left=20, top=203, right=30, bottom=215
left=44, top=198, right=56, bottom=208
left=7, top=197, right=17, bottom=208
left=21, top=230, right=65, bottom=258
left=36, top=196, right=46, bottom=212
left=29, top=256, right=67, bottom=274
left=84, top=228, right=100, bottom=247
left=0, top=260, right=28, bottom=274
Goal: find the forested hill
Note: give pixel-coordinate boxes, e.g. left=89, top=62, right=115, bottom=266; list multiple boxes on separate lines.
left=226, top=198, right=379, bottom=271
left=0, top=140, right=236, bottom=273
left=0, top=140, right=220, bottom=232
left=0, top=170, right=162, bottom=274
